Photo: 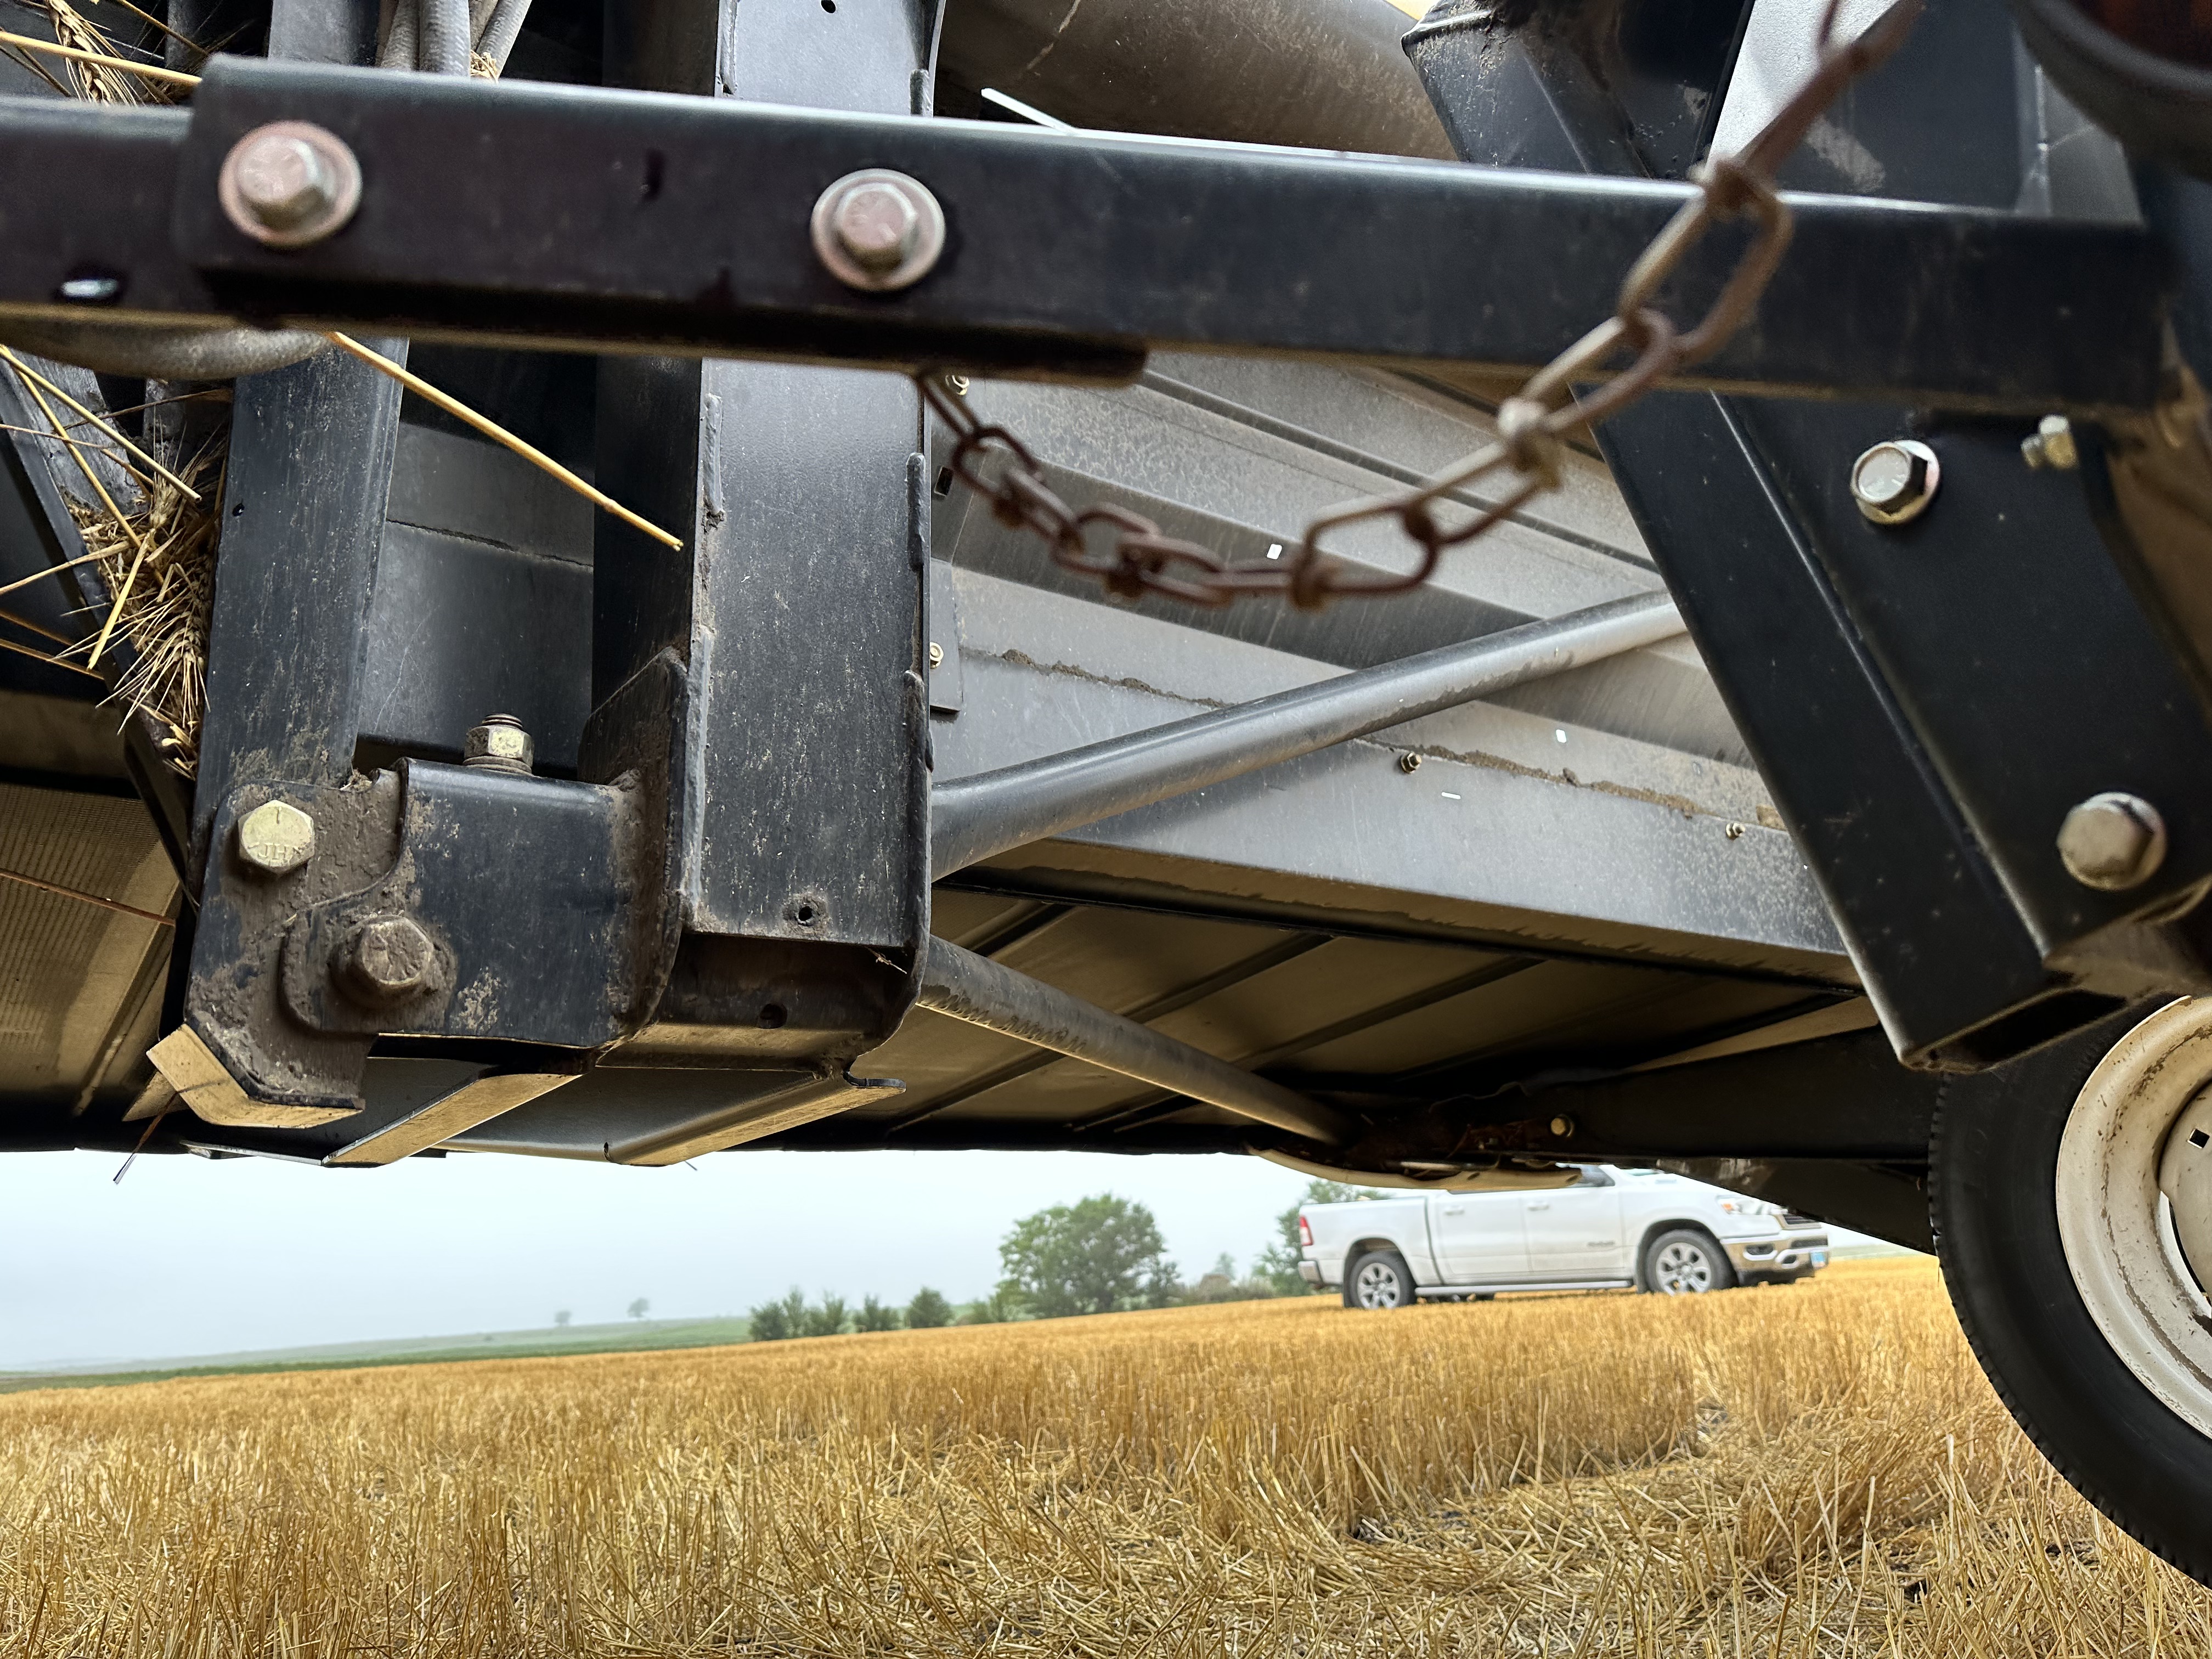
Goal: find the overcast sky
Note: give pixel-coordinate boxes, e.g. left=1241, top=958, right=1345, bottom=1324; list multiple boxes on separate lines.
left=0, top=1148, right=1321, bottom=1369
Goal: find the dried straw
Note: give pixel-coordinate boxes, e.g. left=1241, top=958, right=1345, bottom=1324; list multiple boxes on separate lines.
left=0, top=2, right=194, bottom=99
left=0, top=1261, right=2204, bottom=1656
left=58, top=432, right=223, bottom=771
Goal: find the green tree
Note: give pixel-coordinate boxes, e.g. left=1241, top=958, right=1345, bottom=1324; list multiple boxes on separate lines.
left=803, top=1294, right=850, bottom=1338
left=1257, top=1180, right=1367, bottom=1294
left=626, top=1296, right=651, bottom=1321
left=748, top=1287, right=808, bottom=1341
left=855, top=1295, right=902, bottom=1333
left=905, top=1287, right=953, bottom=1328
left=957, top=1285, right=1028, bottom=1324
left=996, top=1193, right=1174, bottom=1319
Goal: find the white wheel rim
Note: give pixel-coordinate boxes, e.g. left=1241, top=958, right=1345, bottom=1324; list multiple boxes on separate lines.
left=1654, top=1241, right=1713, bottom=1294
left=2057, top=997, right=2212, bottom=1439
left=1355, top=1261, right=1402, bottom=1308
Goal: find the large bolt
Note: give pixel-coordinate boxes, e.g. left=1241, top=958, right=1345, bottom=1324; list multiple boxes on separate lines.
left=463, top=713, right=534, bottom=776
left=834, top=182, right=919, bottom=273
left=341, top=916, right=437, bottom=1002
left=1850, top=439, right=1940, bottom=526
left=218, top=122, right=362, bottom=250
left=810, top=169, right=946, bottom=292
left=2057, top=792, right=2168, bottom=891
left=235, top=799, right=316, bottom=877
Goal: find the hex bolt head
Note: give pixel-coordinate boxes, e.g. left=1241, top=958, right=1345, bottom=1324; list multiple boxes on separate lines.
left=1849, top=439, right=1940, bottom=526
left=235, top=799, right=316, bottom=877
left=217, top=122, right=363, bottom=250
left=1549, top=1115, right=1575, bottom=1138
left=239, top=137, right=330, bottom=228
left=1398, top=751, right=1423, bottom=774
left=834, top=182, right=919, bottom=272
left=2058, top=792, right=2168, bottom=892
left=462, top=713, right=534, bottom=775
left=342, top=916, right=437, bottom=1003
left=2022, top=414, right=2080, bottom=471
left=810, top=168, right=946, bottom=292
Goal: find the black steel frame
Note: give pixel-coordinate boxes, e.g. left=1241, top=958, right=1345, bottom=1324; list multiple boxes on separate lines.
left=5, top=0, right=2212, bottom=1252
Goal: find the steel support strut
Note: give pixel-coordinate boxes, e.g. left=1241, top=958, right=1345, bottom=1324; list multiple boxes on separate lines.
left=0, top=54, right=2163, bottom=409
left=930, top=592, right=1685, bottom=878
left=915, top=936, right=1355, bottom=1145
left=1408, top=0, right=2212, bottom=1067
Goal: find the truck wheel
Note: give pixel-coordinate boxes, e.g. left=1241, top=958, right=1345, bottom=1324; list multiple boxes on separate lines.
left=1934, top=1000, right=2212, bottom=1587
left=1643, top=1228, right=1734, bottom=1295
left=1344, top=1249, right=1415, bottom=1310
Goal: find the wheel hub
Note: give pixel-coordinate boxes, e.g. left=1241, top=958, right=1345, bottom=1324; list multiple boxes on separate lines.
left=1354, top=1261, right=1403, bottom=1308
left=2056, top=999, right=2212, bottom=1437
left=1654, top=1242, right=1712, bottom=1294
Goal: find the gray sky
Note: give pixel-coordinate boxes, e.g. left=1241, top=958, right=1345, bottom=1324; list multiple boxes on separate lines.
left=0, top=1147, right=1316, bottom=1368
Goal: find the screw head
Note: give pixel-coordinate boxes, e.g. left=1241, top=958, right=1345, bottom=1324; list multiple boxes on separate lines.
left=342, top=916, right=437, bottom=1002
left=218, top=122, right=363, bottom=250
left=1850, top=439, right=1940, bottom=526
left=2058, top=792, right=2168, bottom=891
left=1398, top=751, right=1423, bottom=774
left=463, top=713, right=534, bottom=775
left=928, top=641, right=945, bottom=668
left=235, top=799, right=316, bottom=877
left=1549, top=1115, right=1574, bottom=1138
left=810, top=168, right=946, bottom=292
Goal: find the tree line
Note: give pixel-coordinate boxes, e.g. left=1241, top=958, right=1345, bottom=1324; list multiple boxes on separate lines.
left=746, top=1182, right=1369, bottom=1340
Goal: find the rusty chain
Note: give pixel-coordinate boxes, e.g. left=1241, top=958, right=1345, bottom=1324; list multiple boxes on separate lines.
left=919, top=0, right=1922, bottom=610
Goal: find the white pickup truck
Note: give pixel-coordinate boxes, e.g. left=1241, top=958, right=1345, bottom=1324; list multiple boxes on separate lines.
left=1297, top=1166, right=1830, bottom=1307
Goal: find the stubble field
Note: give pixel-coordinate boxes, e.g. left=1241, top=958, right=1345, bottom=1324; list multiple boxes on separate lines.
left=1, top=1257, right=2205, bottom=1657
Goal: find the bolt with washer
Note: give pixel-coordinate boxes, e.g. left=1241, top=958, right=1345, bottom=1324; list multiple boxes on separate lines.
left=1549, top=1115, right=1575, bottom=1138
left=218, top=122, right=362, bottom=249
left=2057, top=792, right=2167, bottom=891
left=1849, top=439, right=1940, bottom=526
left=235, top=799, right=317, bottom=877
left=811, top=168, right=946, bottom=292
left=341, top=915, right=437, bottom=1003
left=2021, top=415, right=2079, bottom=470
left=463, top=713, right=534, bottom=776
left=1398, top=751, right=1423, bottom=774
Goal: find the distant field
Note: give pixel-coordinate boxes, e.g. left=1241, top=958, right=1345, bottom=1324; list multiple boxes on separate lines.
left=0, top=1315, right=753, bottom=1395
left=0, top=1258, right=2203, bottom=1656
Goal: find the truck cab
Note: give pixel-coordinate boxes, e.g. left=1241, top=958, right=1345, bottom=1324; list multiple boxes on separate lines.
left=1298, top=1167, right=1831, bottom=1306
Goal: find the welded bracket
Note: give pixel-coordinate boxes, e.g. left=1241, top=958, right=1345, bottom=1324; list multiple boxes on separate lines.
left=177, top=722, right=684, bottom=1121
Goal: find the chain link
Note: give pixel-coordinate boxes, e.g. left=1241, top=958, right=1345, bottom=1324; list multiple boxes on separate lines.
left=919, top=0, right=1921, bottom=610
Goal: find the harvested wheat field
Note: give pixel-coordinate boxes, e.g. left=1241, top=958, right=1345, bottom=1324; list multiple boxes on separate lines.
left=2, top=1256, right=2207, bottom=1657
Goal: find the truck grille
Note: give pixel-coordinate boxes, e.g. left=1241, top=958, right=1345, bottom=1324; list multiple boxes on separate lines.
left=1780, top=1211, right=1821, bottom=1229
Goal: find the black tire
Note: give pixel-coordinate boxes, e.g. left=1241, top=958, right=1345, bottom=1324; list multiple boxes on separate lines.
left=1642, top=1227, right=1734, bottom=1295
left=1343, top=1248, right=1415, bottom=1310
left=1934, top=1011, right=2212, bottom=1586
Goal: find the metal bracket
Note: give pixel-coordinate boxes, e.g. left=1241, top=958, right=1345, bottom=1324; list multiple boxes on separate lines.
left=181, top=732, right=684, bottom=1119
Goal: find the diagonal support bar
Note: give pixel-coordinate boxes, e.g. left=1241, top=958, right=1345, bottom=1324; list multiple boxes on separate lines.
left=915, top=936, right=1355, bottom=1145
left=929, top=591, right=1685, bottom=879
